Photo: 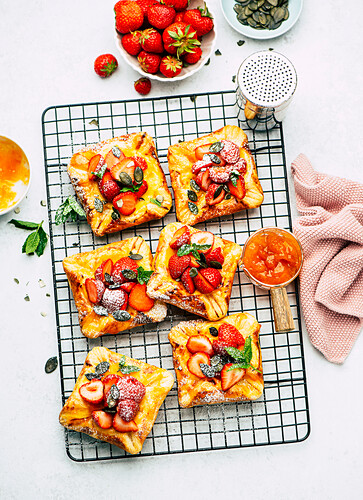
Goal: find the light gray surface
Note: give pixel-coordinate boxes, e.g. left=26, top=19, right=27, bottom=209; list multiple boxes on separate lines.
left=1, top=1, right=362, bottom=499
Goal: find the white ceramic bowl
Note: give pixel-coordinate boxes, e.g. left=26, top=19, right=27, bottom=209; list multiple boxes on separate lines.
left=115, top=0, right=216, bottom=82
left=0, top=136, right=31, bottom=216
left=220, top=0, right=303, bottom=40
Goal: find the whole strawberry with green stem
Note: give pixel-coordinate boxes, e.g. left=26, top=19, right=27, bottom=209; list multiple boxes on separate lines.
left=183, top=2, right=214, bottom=37
left=94, top=54, right=118, bottom=77
left=162, top=22, right=200, bottom=58
left=138, top=50, right=161, bottom=74
left=160, top=55, right=183, bottom=78
left=121, top=31, right=142, bottom=56
left=140, top=28, right=164, bottom=54
left=134, top=77, right=152, bottom=95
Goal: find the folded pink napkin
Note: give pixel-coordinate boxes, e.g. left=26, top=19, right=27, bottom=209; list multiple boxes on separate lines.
left=291, top=154, right=363, bottom=363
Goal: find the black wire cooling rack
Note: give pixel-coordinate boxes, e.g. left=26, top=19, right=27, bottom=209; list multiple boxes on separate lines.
left=42, top=90, right=310, bottom=462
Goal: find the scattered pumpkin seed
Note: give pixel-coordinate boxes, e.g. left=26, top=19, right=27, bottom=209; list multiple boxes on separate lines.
left=209, top=154, right=221, bottom=164
left=234, top=0, right=289, bottom=30
left=205, top=58, right=210, bottom=66
left=209, top=142, right=224, bottom=153
left=89, top=119, right=99, bottom=126
left=190, top=95, right=196, bottom=102
left=190, top=179, right=200, bottom=192
left=94, top=197, right=103, bottom=213
left=225, top=193, right=232, bottom=200
left=112, top=146, right=122, bottom=158
left=95, top=361, right=110, bottom=376
left=232, top=75, right=236, bottom=83
left=14, top=278, right=19, bottom=284
left=113, top=310, right=131, bottom=322
left=213, top=185, right=224, bottom=199
left=46, top=293, right=51, bottom=297
left=188, top=201, right=199, bottom=215
left=209, top=260, right=223, bottom=269
left=189, top=267, right=198, bottom=278
left=111, top=207, right=120, bottom=220
left=24, top=294, right=30, bottom=301
left=14, top=207, right=20, bottom=214
left=40, top=200, right=47, bottom=207
left=122, top=269, right=137, bottom=281
left=45, top=356, right=58, bottom=374
left=187, top=190, right=198, bottom=202
left=215, top=49, right=222, bottom=56
left=209, top=327, right=219, bottom=337
left=41, top=311, right=47, bottom=317
left=155, top=195, right=164, bottom=204
left=237, top=40, right=245, bottom=46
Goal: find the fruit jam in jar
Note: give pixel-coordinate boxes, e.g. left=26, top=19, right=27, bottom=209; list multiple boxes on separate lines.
left=242, top=227, right=302, bottom=287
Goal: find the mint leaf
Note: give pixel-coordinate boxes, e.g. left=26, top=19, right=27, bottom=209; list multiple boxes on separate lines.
left=68, top=195, right=86, bottom=217
left=120, top=185, right=138, bottom=193
left=119, top=365, right=140, bottom=374
left=243, top=336, right=252, bottom=364
left=177, top=243, right=211, bottom=258
left=92, top=163, right=107, bottom=180
left=227, top=363, right=250, bottom=371
left=150, top=197, right=162, bottom=207
left=118, top=356, right=126, bottom=369
left=225, top=346, right=245, bottom=362
left=55, top=196, right=86, bottom=225
left=35, top=226, right=48, bottom=257
left=225, top=337, right=261, bottom=373
left=137, top=266, right=153, bottom=285
left=9, top=219, right=39, bottom=230
left=230, top=170, right=240, bottom=187
left=23, top=231, right=40, bottom=255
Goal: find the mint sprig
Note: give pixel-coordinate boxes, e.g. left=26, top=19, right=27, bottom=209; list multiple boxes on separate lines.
left=177, top=243, right=211, bottom=259
left=230, top=170, right=240, bottom=187
left=55, top=195, right=86, bottom=225
left=9, top=219, right=48, bottom=256
left=118, top=355, right=140, bottom=374
left=137, top=266, right=153, bottom=285
left=225, top=337, right=261, bottom=373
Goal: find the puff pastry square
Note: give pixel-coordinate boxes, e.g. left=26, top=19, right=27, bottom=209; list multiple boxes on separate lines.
left=59, top=347, right=174, bottom=455
left=68, top=132, right=172, bottom=236
left=147, top=222, right=242, bottom=321
left=63, top=236, right=167, bottom=338
left=167, top=125, right=264, bottom=225
left=168, top=313, right=263, bottom=408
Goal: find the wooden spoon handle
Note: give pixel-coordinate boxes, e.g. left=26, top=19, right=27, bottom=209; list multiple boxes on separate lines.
left=270, top=287, right=295, bottom=332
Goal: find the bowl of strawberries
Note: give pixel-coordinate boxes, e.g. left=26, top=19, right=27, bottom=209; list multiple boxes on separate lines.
left=114, top=0, right=216, bottom=81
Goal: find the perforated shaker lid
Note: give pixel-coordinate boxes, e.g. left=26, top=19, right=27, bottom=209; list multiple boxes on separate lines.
left=237, top=51, right=297, bottom=108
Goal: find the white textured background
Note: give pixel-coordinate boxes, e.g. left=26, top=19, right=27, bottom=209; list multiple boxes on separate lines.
left=0, top=0, right=362, bottom=498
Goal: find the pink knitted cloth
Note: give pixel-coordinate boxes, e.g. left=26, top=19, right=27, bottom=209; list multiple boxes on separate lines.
left=291, top=154, right=363, bottom=363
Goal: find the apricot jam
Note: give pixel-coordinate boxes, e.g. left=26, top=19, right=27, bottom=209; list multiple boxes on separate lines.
left=0, top=136, right=30, bottom=212
left=243, top=228, right=302, bottom=286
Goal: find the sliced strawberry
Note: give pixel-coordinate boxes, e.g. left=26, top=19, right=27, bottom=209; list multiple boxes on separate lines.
left=180, top=267, right=195, bottom=294
left=94, top=259, right=113, bottom=282
left=221, top=363, right=246, bottom=391
left=194, top=143, right=213, bottom=160
left=88, top=154, right=105, bottom=181
left=169, top=225, right=191, bottom=249
left=117, top=399, right=139, bottom=422
left=79, top=379, right=104, bottom=404
left=113, top=191, right=138, bottom=216
left=132, top=155, right=148, bottom=170
left=112, top=257, right=139, bottom=284
left=92, top=410, right=113, bottom=429
left=187, top=352, right=210, bottom=378
left=227, top=176, right=246, bottom=200
left=117, top=375, right=146, bottom=403
left=220, top=140, right=240, bottom=164
left=206, top=247, right=224, bottom=266
left=192, top=158, right=212, bottom=174
left=190, top=255, right=201, bottom=268
left=135, top=180, right=148, bottom=198
left=101, top=288, right=128, bottom=313
left=112, top=413, right=138, bottom=432
left=120, top=282, right=136, bottom=293
left=195, top=169, right=211, bottom=192
left=85, top=278, right=105, bottom=304
left=168, top=254, right=191, bottom=280
left=193, top=270, right=214, bottom=294
left=200, top=267, right=222, bottom=289
left=99, top=171, right=120, bottom=201
left=206, top=183, right=225, bottom=205
left=105, top=147, right=125, bottom=171
left=186, top=335, right=214, bottom=356
left=109, top=157, right=135, bottom=183
left=102, top=374, right=123, bottom=397
left=190, top=231, right=214, bottom=252
left=218, top=323, right=244, bottom=348
left=129, top=283, right=155, bottom=312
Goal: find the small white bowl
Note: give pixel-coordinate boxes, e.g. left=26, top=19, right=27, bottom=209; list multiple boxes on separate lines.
left=220, top=0, right=303, bottom=40
left=0, top=136, right=31, bottom=216
left=115, top=0, right=216, bottom=82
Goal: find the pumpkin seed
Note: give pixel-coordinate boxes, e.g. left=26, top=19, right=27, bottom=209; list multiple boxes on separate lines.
left=213, top=185, right=224, bottom=199
left=284, top=7, right=289, bottom=20
left=247, top=16, right=258, bottom=27
left=249, top=1, right=258, bottom=10
left=267, top=0, right=279, bottom=6
left=134, top=166, right=143, bottom=184
left=225, top=193, right=232, bottom=200
left=95, top=362, right=110, bottom=376
left=112, top=310, right=131, bottom=322
left=209, top=154, right=221, bottom=164
left=244, top=6, right=253, bottom=15
left=129, top=253, right=143, bottom=260
left=209, top=141, right=224, bottom=153
left=190, top=179, right=200, bottom=192
left=273, top=6, right=285, bottom=23
left=234, top=0, right=289, bottom=31
left=234, top=4, right=243, bottom=13
left=112, top=146, right=122, bottom=158
left=187, top=190, right=198, bottom=202
left=119, top=172, right=133, bottom=186
left=188, top=201, right=199, bottom=215
left=209, top=260, right=223, bottom=269
left=94, top=305, right=109, bottom=316
left=122, top=269, right=137, bottom=281
left=189, top=267, right=198, bottom=278
left=209, top=327, right=219, bottom=337
left=111, top=207, right=120, bottom=220
left=45, top=356, right=58, bottom=374
left=94, top=197, right=103, bottom=213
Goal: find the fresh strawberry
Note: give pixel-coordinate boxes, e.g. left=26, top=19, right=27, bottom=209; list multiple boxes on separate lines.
left=187, top=352, right=210, bottom=378
left=168, top=254, right=191, bottom=279
left=105, top=147, right=125, bottom=171
left=212, top=338, right=230, bottom=356
left=117, top=375, right=146, bottom=403
left=169, top=225, right=191, bottom=249
left=88, top=154, right=105, bottom=181
left=186, top=334, right=214, bottom=356
left=113, top=192, right=138, bottom=216
left=174, top=11, right=185, bottom=22
left=94, top=259, right=114, bottom=283
left=190, top=231, right=214, bottom=251
left=94, top=54, right=118, bottom=78
left=227, top=176, right=246, bottom=200
left=160, top=55, right=183, bottom=78
left=192, top=158, right=212, bottom=174
left=101, top=288, right=128, bottom=313
left=205, top=183, right=225, bottom=205
left=119, top=282, right=136, bottom=293
left=79, top=379, right=104, bottom=404
left=183, top=3, right=214, bottom=37
left=206, top=247, right=224, bottom=266
left=136, top=0, right=156, bottom=15
left=162, top=22, right=199, bottom=58
left=184, top=46, right=202, bottom=64
left=231, top=158, right=247, bottom=175
left=193, top=269, right=214, bottom=294
left=194, top=143, right=212, bottom=160
left=180, top=267, right=195, bottom=294
left=209, top=166, right=231, bottom=184
left=99, top=172, right=120, bottom=201
left=140, top=28, right=164, bottom=53
left=109, top=157, right=135, bottom=183
left=138, top=50, right=161, bottom=74
left=92, top=410, right=113, bottom=429
left=220, top=140, right=240, bottom=164
left=195, top=169, right=211, bottom=191
left=117, top=399, right=140, bottom=422
left=115, top=1, right=144, bottom=34
left=218, top=323, right=244, bottom=348
left=147, top=4, right=176, bottom=30
left=134, top=77, right=152, bottom=95
left=121, top=31, right=142, bottom=56
left=112, top=257, right=139, bottom=285
left=132, top=156, right=148, bottom=171
left=221, top=363, right=246, bottom=391
left=163, top=0, right=189, bottom=12
left=135, top=180, right=148, bottom=198
left=102, top=373, right=123, bottom=398
left=85, top=278, right=105, bottom=304
left=129, top=283, right=155, bottom=312
left=189, top=255, right=200, bottom=268
left=199, top=267, right=222, bottom=289
left=113, top=413, right=138, bottom=432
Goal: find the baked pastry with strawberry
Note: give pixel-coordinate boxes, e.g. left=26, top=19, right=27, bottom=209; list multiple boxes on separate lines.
left=167, top=125, right=264, bottom=225
left=59, top=347, right=174, bottom=454
left=168, top=313, right=263, bottom=408
left=147, top=222, right=242, bottom=321
left=62, top=236, right=167, bottom=338
left=67, top=132, right=172, bottom=237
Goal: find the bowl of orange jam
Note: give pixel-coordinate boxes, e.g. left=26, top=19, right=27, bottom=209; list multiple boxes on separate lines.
left=0, top=136, right=31, bottom=216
